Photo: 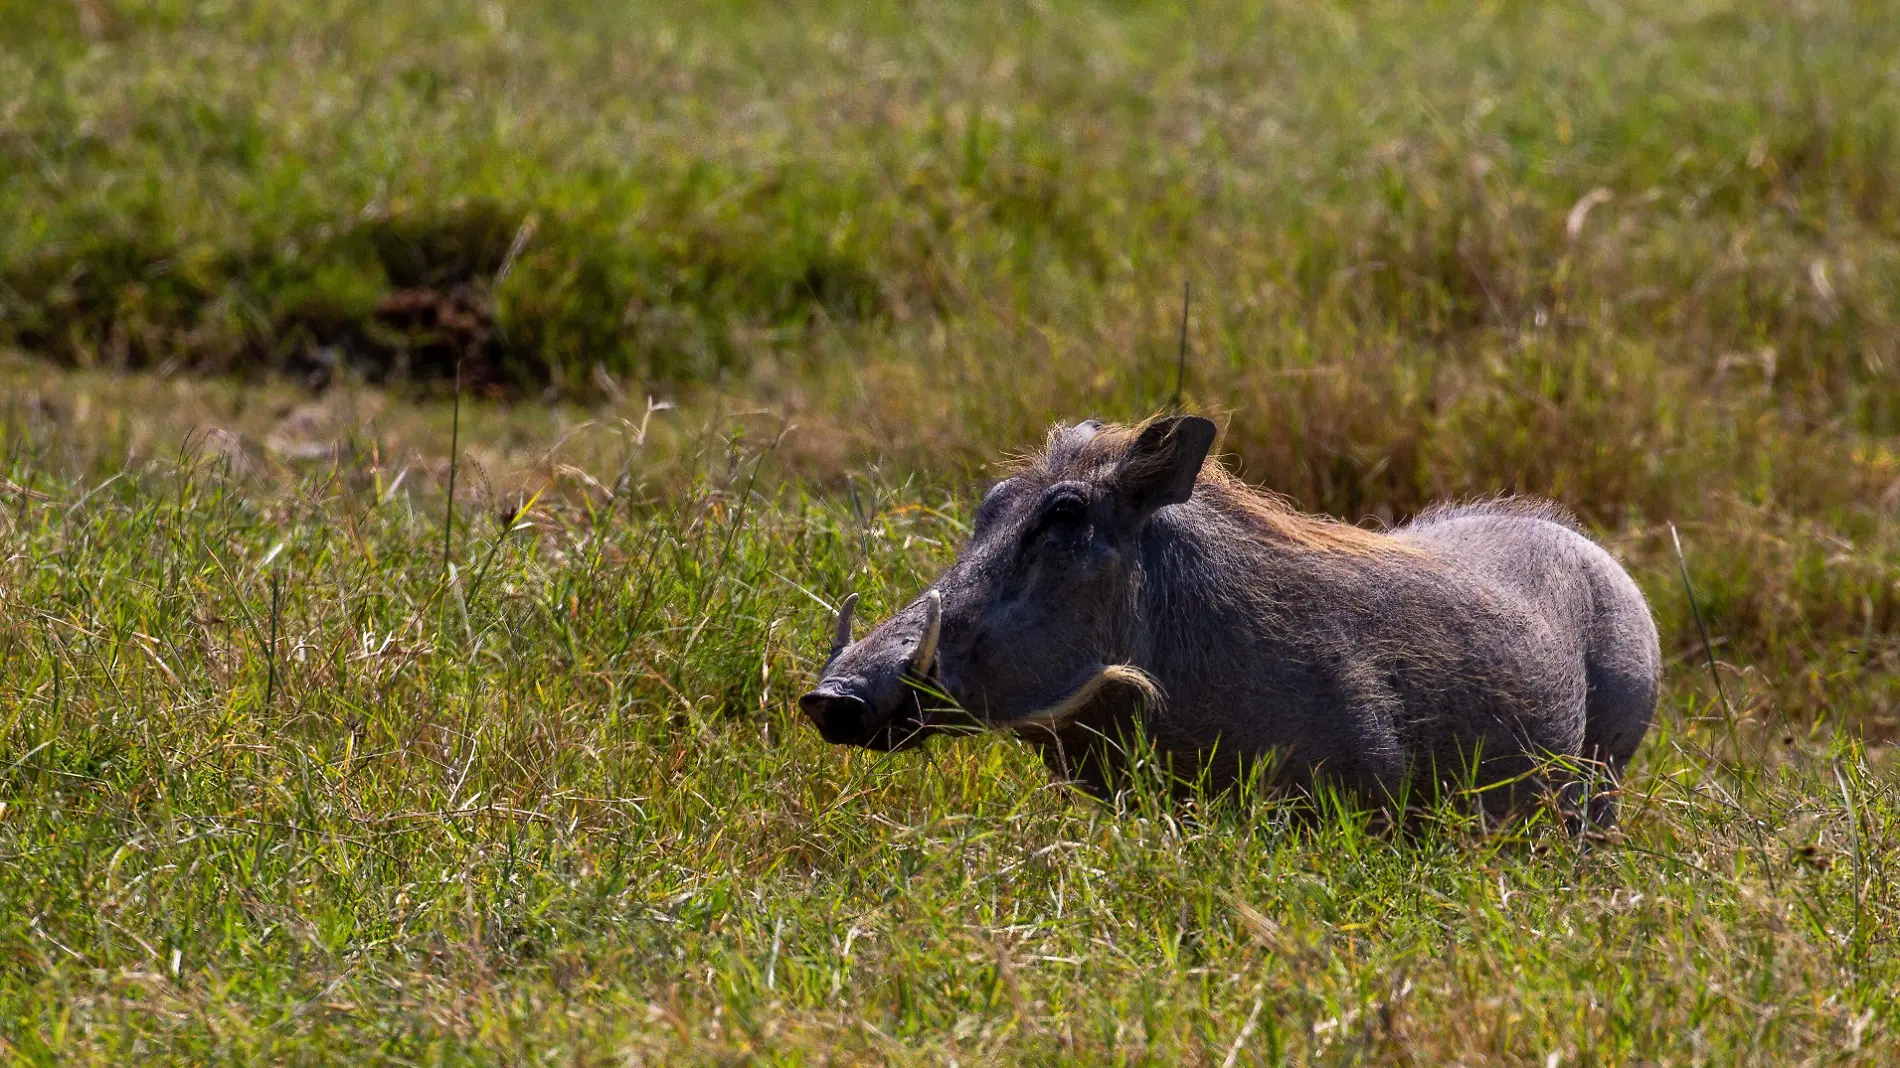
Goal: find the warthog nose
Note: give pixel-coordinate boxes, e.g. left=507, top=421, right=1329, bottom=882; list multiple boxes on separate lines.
left=799, top=686, right=876, bottom=745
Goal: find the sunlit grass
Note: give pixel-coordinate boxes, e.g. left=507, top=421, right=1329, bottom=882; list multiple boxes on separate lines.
left=0, top=406, right=1894, bottom=1063
left=1, top=0, right=1898, bottom=1061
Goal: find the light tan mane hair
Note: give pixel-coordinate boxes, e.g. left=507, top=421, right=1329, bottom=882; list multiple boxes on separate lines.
left=1012, top=417, right=1411, bottom=555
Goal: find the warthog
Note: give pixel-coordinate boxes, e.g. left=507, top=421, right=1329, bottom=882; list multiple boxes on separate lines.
left=800, top=416, right=1660, bottom=825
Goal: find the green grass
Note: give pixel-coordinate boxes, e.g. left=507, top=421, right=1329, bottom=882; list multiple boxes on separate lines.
left=0, top=404, right=1895, bottom=1064
left=1, top=0, right=1899, bottom=1061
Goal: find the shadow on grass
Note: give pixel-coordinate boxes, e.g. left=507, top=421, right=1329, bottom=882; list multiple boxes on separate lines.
left=0, top=196, right=887, bottom=396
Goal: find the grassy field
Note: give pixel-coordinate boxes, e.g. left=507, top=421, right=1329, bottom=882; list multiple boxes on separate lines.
left=3, top=0, right=1899, bottom=1062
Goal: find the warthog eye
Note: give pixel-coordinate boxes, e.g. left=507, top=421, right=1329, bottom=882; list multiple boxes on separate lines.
left=1032, top=491, right=1089, bottom=541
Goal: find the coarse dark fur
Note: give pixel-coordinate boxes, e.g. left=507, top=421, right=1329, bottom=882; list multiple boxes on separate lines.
left=801, top=416, right=1661, bottom=826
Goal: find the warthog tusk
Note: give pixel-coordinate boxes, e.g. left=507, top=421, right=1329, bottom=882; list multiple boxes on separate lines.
left=910, top=589, right=941, bottom=676
left=1003, top=664, right=1164, bottom=733
left=828, top=593, right=859, bottom=663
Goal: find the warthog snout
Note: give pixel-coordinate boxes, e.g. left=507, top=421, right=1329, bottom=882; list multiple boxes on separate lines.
left=798, top=590, right=941, bottom=751
left=797, top=685, right=877, bottom=745
left=798, top=668, right=927, bottom=751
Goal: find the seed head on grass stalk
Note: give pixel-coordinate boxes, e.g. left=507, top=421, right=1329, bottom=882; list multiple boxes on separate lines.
left=464, top=481, right=549, bottom=617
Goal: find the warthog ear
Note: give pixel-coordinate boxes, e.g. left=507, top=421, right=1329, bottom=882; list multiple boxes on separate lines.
left=1113, top=415, right=1217, bottom=521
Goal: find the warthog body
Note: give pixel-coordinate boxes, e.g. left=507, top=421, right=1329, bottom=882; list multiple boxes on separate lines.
left=801, top=416, right=1660, bottom=824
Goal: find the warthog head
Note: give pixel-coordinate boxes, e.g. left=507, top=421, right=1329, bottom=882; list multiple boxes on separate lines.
left=799, top=416, right=1215, bottom=751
